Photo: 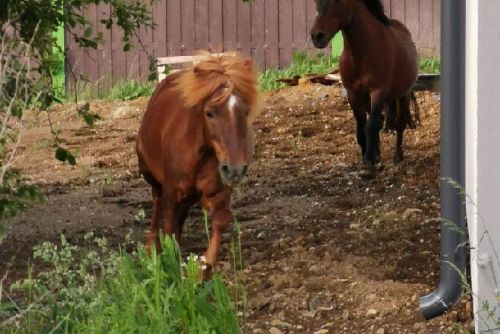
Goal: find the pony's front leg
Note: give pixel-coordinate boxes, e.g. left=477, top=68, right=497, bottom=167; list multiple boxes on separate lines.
left=362, top=93, right=385, bottom=177
left=160, top=190, right=180, bottom=244
left=146, top=186, right=162, bottom=253
left=202, top=188, right=232, bottom=279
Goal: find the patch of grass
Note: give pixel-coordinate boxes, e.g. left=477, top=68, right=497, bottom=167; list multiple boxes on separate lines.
left=107, top=80, right=154, bottom=101
left=259, top=51, right=339, bottom=91
left=419, top=57, right=441, bottom=74
left=1, top=234, right=242, bottom=333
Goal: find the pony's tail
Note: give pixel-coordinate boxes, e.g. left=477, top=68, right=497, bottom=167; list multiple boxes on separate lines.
left=383, top=90, right=420, bottom=132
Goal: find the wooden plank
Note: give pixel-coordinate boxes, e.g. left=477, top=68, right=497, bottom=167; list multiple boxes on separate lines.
left=237, top=0, right=252, bottom=56
left=404, top=0, right=419, bottom=43
left=181, top=0, right=195, bottom=55
left=433, top=0, right=441, bottom=54
left=223, top=0, right=238, bottom=51
left=419, top=0, right=434, bottom=54
left=65, top=24, right=81, bottom=91
left=157, top=52, right=236, bottom=82
left=152, top=0, right=167, bottom=58
left=265, top=0, right=279, bottom=68
left=83, top=5, right=99, bottom=84
left=110, top=12, right=127, bottom=83
left=167, top=0, right=182, bottom=56
left=278, top=0, right=293, bottom=67
left=157, top=53, right=234, bottom=65
left=194, top=0, right=209, bottom=50
left=390, top=0, right=405, bottom=23
left=293, top=0, right=308, bottom=51
left=382, top=0, right=391, bottom=16
left=250, top=0, right=266, bottom=69
left=209, top=0, right=223, bottom=52
left=306, top=0, right=318, bottom=53
left=96, top=3, right=112, bottom=92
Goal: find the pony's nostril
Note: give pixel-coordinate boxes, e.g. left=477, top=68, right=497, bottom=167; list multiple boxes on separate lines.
left=221, top=165, right=230, bottom=175
left=241, top=165, right=248, bottom=176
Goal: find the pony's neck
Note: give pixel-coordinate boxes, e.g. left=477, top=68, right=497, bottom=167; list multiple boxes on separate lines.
left=341, top=1, right=389, bottom=64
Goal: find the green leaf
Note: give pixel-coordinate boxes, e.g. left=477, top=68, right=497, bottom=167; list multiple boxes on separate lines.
left=84, top=26, right=92, bottom=38
left=55, top=147, right=77, bottom=166
left=82, top=112, right=101, bottom=126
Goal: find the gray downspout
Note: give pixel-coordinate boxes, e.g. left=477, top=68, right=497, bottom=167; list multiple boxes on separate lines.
left=419, top=0, right=467, bottom=320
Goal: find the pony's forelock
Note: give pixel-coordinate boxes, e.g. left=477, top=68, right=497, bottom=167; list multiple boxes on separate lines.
left=174, top=53, right=261, bottom=119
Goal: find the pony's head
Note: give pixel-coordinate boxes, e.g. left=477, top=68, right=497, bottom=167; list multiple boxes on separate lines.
left=175, top=53, right=261, bottom=186
left=311, top=0, right=390, bottom=48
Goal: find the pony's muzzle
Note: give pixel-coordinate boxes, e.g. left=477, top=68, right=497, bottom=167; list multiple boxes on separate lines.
left=311, top=31, right=329, bottom=49
left=219, top=163, right=248, bottom=185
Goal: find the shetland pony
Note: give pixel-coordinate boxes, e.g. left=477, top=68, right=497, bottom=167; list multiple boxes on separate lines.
left=136, top=53, right=260, bottom=275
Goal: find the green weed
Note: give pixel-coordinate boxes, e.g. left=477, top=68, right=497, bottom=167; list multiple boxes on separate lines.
left=259, top=51, right=339, bottom=91
left=1, top=234, right=242, bottom=333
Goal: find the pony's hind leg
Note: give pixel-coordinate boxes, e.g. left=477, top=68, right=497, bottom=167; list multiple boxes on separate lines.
left=394, top=96, right=410, bottom=164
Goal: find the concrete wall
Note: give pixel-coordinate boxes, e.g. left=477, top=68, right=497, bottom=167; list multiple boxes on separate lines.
left=466, top=0, right=500, bottom=332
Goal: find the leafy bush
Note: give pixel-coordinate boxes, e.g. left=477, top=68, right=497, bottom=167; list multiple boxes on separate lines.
left=1, top=235, right=241, bottom=333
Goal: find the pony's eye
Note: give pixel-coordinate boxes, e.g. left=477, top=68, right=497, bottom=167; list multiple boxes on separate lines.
left=206, top=111, right=215, bottom=119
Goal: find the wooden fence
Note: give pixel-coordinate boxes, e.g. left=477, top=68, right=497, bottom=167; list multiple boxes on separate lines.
left=65, top=0, right=440, bottom=89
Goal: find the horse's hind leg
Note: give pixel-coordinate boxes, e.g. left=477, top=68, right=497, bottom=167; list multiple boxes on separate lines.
left=347, top=93, right=369, bottom=159
left=362, top=92, right=386, bottom=176
left=394, top=96, right=410, bottom=164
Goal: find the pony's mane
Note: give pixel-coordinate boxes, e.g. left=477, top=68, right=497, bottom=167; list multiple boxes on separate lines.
left=361, top=0, right=390, bottom=26
left=174, top=52, right=261, bottom=120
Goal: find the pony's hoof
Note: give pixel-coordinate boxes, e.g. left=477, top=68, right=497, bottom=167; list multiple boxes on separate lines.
left=202, top=265, right=213, bottom=281
left=360, top=164, right=376, bottom=178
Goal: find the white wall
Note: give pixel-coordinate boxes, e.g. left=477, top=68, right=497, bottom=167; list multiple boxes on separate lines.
left=466, top=0, right=500, bottom=332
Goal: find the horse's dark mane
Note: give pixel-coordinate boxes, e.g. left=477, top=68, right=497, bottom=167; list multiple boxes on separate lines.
left=361, top=0, right=390, bottom=26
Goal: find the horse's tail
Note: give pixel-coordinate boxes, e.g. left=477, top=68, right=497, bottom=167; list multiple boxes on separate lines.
left=408, top=90, right=420, bottom=129
left=384, top=91, right=420, bottom=132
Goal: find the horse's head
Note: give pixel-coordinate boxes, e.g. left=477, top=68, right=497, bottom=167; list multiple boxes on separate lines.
left=311, top=0, right=354, bottom=48
left=202, top=90, right=254, bottom=186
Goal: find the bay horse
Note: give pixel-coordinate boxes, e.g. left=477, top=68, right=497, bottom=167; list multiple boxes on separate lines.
left=311, top=0, right=419, bottom=177
left=136, top=53, right=260, bottom=275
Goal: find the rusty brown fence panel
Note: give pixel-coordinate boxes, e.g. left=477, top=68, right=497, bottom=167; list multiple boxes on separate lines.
left=65, top=0, right=440, bottom=90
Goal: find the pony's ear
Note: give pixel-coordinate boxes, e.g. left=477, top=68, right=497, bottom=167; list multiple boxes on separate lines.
left=193, top=64, right=203, bottom=75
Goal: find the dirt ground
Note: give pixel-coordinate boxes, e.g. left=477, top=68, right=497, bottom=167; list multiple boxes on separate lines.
left=1, top=82, right=472, bottom=333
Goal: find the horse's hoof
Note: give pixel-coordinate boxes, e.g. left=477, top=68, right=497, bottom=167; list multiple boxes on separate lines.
left=393, top=153, right=404, bottom=164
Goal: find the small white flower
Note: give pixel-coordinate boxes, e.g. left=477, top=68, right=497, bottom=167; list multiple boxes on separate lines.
left=200, top=256, right=206, bottom=263
left=201, top=265, right=207, bottom=271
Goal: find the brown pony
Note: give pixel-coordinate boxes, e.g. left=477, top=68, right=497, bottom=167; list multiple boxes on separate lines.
left=311, top=0, right=419, bottom=177
left=136, top=53, right=260, bottom=274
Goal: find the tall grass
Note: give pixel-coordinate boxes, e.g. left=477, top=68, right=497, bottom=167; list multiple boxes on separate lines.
left=259, top=51, right=339, bottom=91
left=1, top=235, right=241, bottom=333
left=259, top=51, right=441, bottom=91
left=419, top=57, right=441, bottom=74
